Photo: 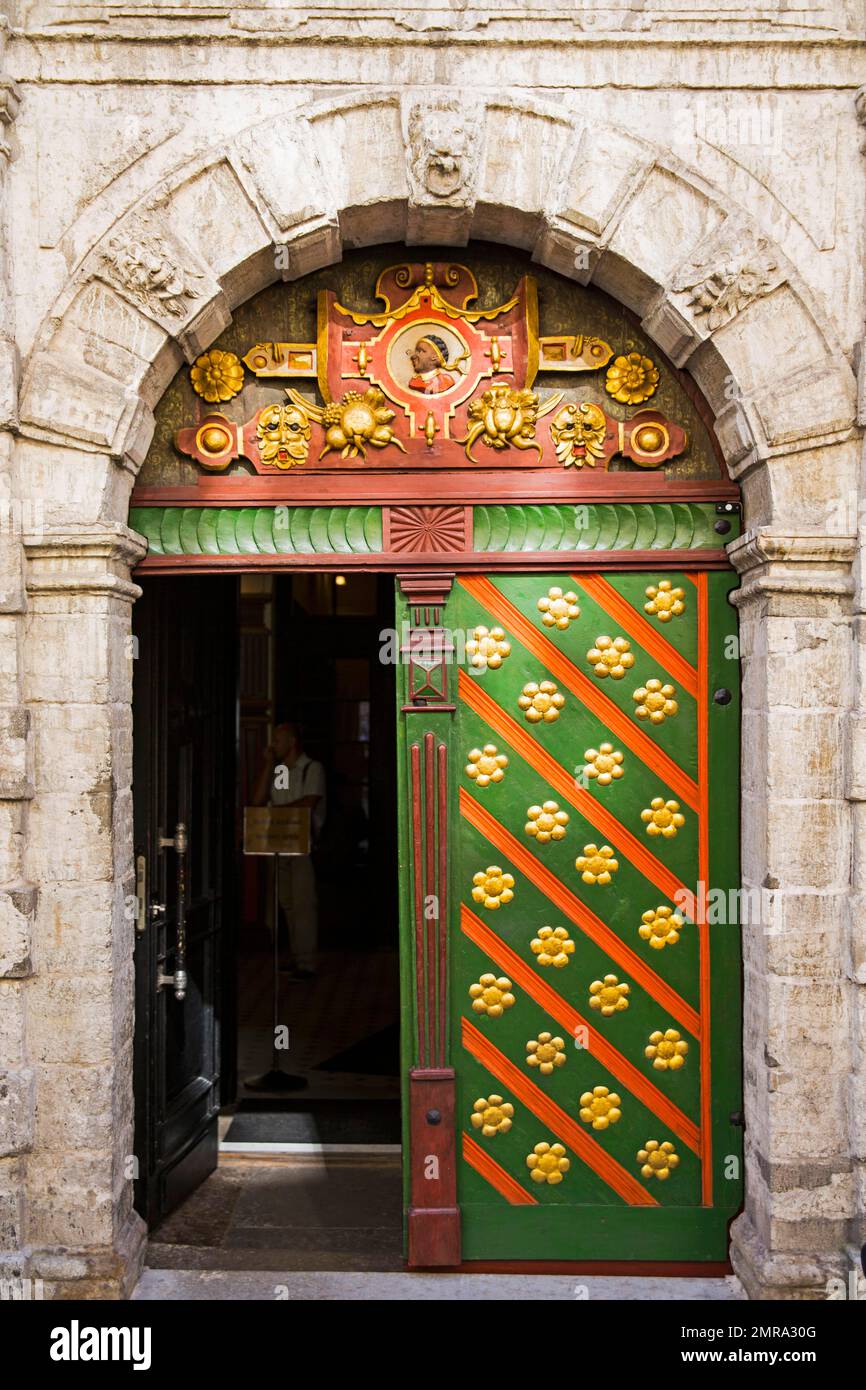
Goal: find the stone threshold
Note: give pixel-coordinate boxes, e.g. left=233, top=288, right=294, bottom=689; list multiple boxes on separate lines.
left=133, top=1270, right=745, bottom=1301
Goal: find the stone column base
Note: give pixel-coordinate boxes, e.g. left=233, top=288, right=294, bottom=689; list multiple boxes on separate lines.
left=730, top=1211, right=843, bottom=1301
left=29, top=1207, right=147, bottom=1301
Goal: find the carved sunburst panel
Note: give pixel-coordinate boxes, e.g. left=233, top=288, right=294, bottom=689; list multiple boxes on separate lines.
left=387, top=505, right=468, bottom=553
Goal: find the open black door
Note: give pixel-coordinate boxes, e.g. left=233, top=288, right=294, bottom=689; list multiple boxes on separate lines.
left=132, top=575, right=237, bottom=1227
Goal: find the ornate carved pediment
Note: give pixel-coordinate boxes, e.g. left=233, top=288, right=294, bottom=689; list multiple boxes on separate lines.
left=173, top=258, right=689, bottom=478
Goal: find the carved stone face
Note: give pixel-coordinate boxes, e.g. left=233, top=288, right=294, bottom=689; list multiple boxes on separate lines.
left=420, top=111, right=467, bottom=197
left=256, top=403, right=311, bottom=468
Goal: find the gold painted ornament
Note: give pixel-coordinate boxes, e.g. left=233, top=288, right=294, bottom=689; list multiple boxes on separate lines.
left=639, top=906, right=685, bottom=950
left=637, top=1139, right=680, bottom=1181
left=190, top=348, right=245, bottom=403
left=470, top=1095, right=515, bottom=1137
left=460, top=385, right=561, bottom=463
left=518, top=679, right=565, bottom=724
left=471, top=865, right=515, bottom=910
left=587, top=635, right=635, bottom=680
left=255, top=401, right=312, bottom=469
left=645, top=1028, right=689, bottom=1071
left=466, top=625, right=511, bottom=671
left=465, top=744, right=508, bottom=788
left=530, top=925, right=575, bottom=969
left=526, top=1141, right=570, bottom=1185
left=641, top=797, right=685, bottom=839
left=525, top=1032, right=567, bottom=1075
left=605, top=351, right=659, bottom=406
left=644, top=580, right=686, bottom=623
left=575, top=843, right=619, bottom=885
left=633, top=678, right=678, bottom=724
left=583, top=743, right=624, bottom=787
left=579, top=1085, right=623, bottom=1131
left=524, top=800, right=569, bottom=844
left=537, top=586, right=580, bottom=630
left=550, top=401, right=608, bottom=468
left=469, top=972, right=516, bottom=1019
left=288, top=386, right=406, bottom=461
left=589, top=974, right=630, bottom=1016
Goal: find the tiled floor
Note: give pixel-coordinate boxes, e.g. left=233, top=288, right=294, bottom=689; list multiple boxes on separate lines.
left=147, top=1155, right=404, bottom=1272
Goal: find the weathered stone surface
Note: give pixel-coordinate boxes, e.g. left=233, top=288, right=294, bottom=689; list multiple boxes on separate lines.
left=0, top=12, right=863, bottom=1303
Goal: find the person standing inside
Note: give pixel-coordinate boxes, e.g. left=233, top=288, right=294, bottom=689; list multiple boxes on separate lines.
left=253, top=722, right=326, bottom=981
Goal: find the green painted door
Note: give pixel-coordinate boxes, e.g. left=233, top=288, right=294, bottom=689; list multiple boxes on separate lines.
left=398, top=567, right=742, bottom=1263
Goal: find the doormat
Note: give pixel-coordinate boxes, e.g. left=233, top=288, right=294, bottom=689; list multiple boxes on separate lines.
left=313, top=1021, right=400, bottom=1077
left=223, top=1098, right=400, bottom=1145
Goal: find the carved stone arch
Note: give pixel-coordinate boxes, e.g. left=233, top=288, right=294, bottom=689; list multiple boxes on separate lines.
left=18, top=91, right=858, bottom=521
left=12, top=89, right=863, bottom=1300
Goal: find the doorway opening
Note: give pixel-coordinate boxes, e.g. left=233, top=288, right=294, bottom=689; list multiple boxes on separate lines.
left=132, top=570, right=402, bottom=1268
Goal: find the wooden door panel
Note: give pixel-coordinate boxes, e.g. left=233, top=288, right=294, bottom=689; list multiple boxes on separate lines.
left=132, top=575, right=237, bottom=1227
left=446, top=570, right=741, bottom=1261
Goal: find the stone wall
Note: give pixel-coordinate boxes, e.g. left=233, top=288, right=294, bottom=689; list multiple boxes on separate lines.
left=0, top=2, right=863, bottom=1297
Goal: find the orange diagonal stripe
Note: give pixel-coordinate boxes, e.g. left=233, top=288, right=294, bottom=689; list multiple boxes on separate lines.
left=461, top=904, right=700, bottom=1153
left=462, top=1131, right=538, bottom=1205
left=458, top=576, right=698, bottom=811
left=462, top=1017, right=657, bottom=1207
left=460, top=787, right=700, bottom=1035
left=458, top=669, right=696, bottom=920
left=573, top=573, right=698, bottom=698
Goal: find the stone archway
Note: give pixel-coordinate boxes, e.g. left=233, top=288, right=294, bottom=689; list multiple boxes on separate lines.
left=8, top=92, right=860, bottom=1298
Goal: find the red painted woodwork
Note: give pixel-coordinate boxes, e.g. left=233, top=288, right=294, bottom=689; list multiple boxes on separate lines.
left=131, top=474, right=737, bottom=507
left=407, top=1069, right=461, bottom=1268
left=136, top=548, right=733, bottom=575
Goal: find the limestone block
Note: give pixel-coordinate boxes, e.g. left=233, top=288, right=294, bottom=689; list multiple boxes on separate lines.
left=0, top=704, right=31, bottom=800
left=55, top=282, right=167, bottom=398
left=476, top=102, right=571, bottom=227
left=309, top=98, right=408, bottom=246
left=766, top=710, right=845, bottom=799
left=30, top=703, right=116, bottom=797
left=766, top=1069, right=848, bottom=1163
left=640, top=297, right=702, bottom=368
left=25, top=973, right=117, bottom=1066
left=765, top=800, right=850, bottom=891
left=0, top=337, right=20, bottom=434
left=0, top=614, right=20, bottom=707
left=163, top=161, right=273, bottom=296
left=556, top=125, right=652, bottom=239
left=0, top=1068, right=35, bottom=1158
left=232, top=114, right=334, bottom=234
left=27, top=792, right=114, bottom=885
left=31, top=881, right=116, bottom=978
left=0, top=982, right=25, bottom=1067
left=739, top=790, right=768, bottom=883
left=27, top=1151, right=116, bottom=1248
left=709, top=285, right=840, bottom=411
left=14, top=439, right=119, bottom=532
left=24, top=604, right=135, bottom=707
left=0, top=883, right=35, bottom=978
left=19, top=355, right=146, bottom=456
left=765, top=891, right=847, bottom=980
left=850, top=890, right=866, bottom=984
left=0, top=1157, right=24, bottom=1254
left=33, top=1063, right=114, bottom=1155
left=754, top=364, right=856, bottom=453
left=532, top=224, right=599, bottom=285
left=606, top=169, right=724, bottom=290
